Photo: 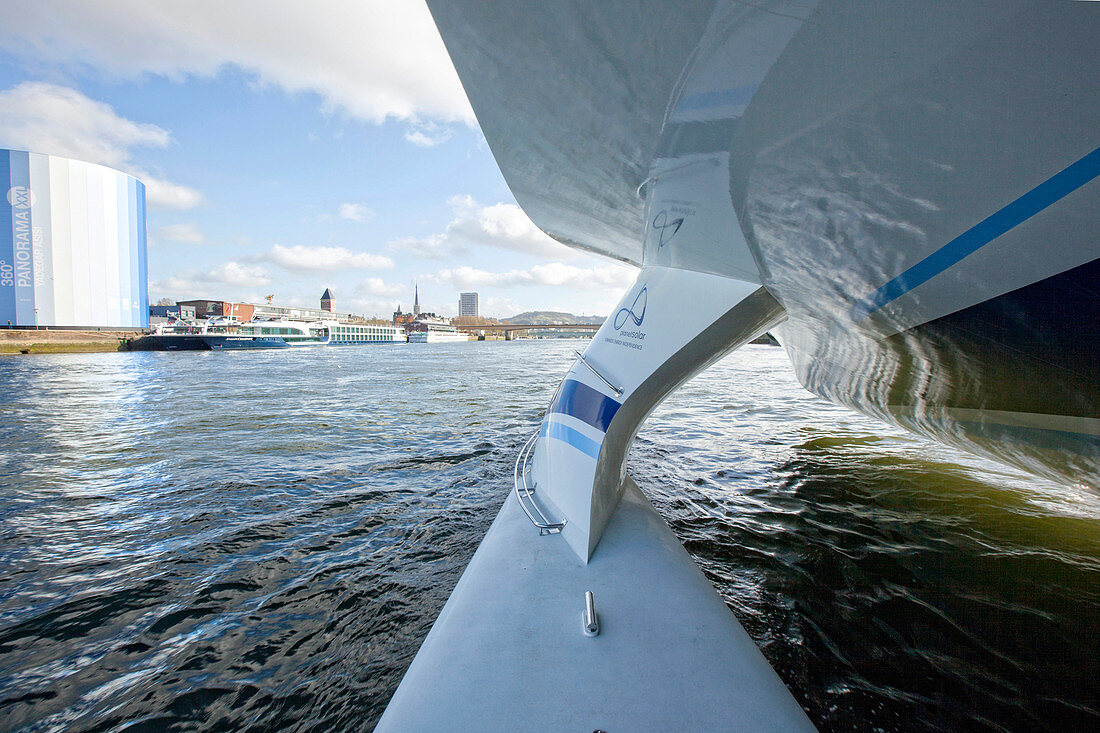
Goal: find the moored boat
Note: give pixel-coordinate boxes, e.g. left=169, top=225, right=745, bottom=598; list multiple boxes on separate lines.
left=147, top=316, right=236, bottom=350
left=200, top=319, right=405, bottom=350
left=406, top=320, right=471, bottom=343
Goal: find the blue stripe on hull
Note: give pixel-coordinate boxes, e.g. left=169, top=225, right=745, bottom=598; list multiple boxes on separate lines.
left=550, top=378, right=621, bottom=433
left=539, top=420, right=602, bottom=460
left=201, top=337, right=293, bottom=349
left=852, top=146, right=1100, bottom=321
left=793, top=255, right=1100, bottom=486
left=884, top=255, right=1100, bottom=418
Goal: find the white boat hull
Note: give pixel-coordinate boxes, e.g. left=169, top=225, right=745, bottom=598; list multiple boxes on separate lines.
left=376, top=479, right=813, bottom=732
left=382, top=2, right=1100, bottom=728
left=427, top=0, right=1100, bottom=487
left=407, top=330, right=471, bottom=343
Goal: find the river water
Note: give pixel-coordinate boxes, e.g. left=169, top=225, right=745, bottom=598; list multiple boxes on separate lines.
left=0, top=341, right=1097, bottom=731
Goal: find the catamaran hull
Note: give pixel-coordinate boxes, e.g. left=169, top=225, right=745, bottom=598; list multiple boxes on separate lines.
left=381, top=1, right=1099, bottom=729
left=427, top=0, right=1100, bottom=488
left=775, top=258, right=1100, bottom=485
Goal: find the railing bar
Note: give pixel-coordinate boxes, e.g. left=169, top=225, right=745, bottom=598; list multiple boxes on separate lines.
left=572, top=350, right=623, bottom=397
left=520, top=436, right=554, bottom=526
left=513, top=429, right=565, bottom=533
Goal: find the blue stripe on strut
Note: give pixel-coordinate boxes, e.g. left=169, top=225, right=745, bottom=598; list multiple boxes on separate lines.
left=539, top=420, right=602, bottom=460
left=550, top=378, right=621, bottom=433
left=851, top=146, right=1100, bottom=322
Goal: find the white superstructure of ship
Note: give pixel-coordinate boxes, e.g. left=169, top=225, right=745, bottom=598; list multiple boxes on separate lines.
left=406, top=317, right=471, bottom=343
left=200, top=318, right=404, bottom=349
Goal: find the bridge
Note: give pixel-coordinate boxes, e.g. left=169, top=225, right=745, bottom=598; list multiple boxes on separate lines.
left=456, top=323, right=602, bottom=340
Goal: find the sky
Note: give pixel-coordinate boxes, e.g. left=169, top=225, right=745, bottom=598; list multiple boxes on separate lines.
left=0, top=0, right=637, bottom=319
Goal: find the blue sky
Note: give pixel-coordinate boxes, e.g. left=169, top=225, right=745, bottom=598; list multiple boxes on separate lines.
left=0, top=1, right=636, bottom=318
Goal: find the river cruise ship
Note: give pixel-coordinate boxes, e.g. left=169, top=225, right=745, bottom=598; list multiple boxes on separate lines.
left=147, top=317, right=238, bottom=350
left=200, top=319, right=405, bottom=350
left=325, top=322, right=406, bottom=346
left=406, top=321, right=471, bottom=343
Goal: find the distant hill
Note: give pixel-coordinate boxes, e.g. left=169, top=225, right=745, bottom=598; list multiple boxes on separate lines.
left=502, top=311, right=605, bottom=325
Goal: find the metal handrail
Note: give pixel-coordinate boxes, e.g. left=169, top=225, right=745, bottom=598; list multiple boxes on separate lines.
left=572, top=350, right=623, bottom=397
left=513, top=430, right=566, bottom=535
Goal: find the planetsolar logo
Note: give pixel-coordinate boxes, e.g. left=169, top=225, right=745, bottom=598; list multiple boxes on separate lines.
left=613, top=285, right=647, bottom=329
left=652, top=210, right=684, bottom=249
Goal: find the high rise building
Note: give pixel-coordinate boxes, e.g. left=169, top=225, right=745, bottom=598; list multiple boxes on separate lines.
left=0, top=148, right=148, bottom=329
left=459, top=292, right=479, bottom=318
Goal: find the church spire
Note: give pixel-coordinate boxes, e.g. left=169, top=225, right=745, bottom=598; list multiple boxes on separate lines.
left=413, top=282, right=420, bottom=315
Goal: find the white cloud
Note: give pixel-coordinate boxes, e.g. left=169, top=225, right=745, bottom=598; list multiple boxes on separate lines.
left=345, top=296, right=402, bottom=319
left=262, top=244, right=394, bottom=271
left=206, top=262, right=272, bottom=287
left=388, top=233, right=466, bottom=261
left=150, top=261, right=272, bottom=297
left=405, top=130, right=442, bottom=147
left=404, top=122, right=453, bottom=147
left=150, top=275, right=204, bottom=297
left=0, top=82, right=167, bottom=163
left=481, top=296, right=521, bottom=318
left=339, top=203, right=374, bottom=222
left=344, top=283, right=413, bottom=317
left=143, top=176, right=204, bottom=210
left=389, top=195, right=576, bottom=260
left=0, top=81, right=202, bottom=209
left=0, top=1, right=473, bottom=126
left=429, top=261, right=637, bottom=291
left=155, top=223, right=204, bottom=244
left=356, top=277, right=406, bottom=298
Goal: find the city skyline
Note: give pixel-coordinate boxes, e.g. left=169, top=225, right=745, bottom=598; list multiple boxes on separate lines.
left=0, top=1, right=637, bottom=320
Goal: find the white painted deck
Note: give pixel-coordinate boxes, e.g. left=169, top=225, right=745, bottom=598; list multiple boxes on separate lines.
left=376, top=478, right=814, bottom=731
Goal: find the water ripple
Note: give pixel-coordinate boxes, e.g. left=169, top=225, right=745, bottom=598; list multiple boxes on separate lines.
left=1, top=342, right=1097, bottom=731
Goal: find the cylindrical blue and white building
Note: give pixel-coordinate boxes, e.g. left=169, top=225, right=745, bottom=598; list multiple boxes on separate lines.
left=0, top=149, right=148, bottom=329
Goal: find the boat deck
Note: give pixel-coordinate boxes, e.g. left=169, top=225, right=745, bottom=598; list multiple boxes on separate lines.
left=377, top=478, right=813, bottom=731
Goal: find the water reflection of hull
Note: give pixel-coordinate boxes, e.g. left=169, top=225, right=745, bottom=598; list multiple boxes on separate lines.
left=779, top=256, right=1100, bottom=485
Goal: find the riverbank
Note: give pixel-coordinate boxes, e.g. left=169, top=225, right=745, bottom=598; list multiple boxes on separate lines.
left=0, top=329, right=143, bottom=355
left=0, top=329, right=776, bottom=355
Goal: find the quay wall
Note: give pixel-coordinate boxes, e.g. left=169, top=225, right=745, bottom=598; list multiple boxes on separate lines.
left=0, top=328, right=144, bottom=354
